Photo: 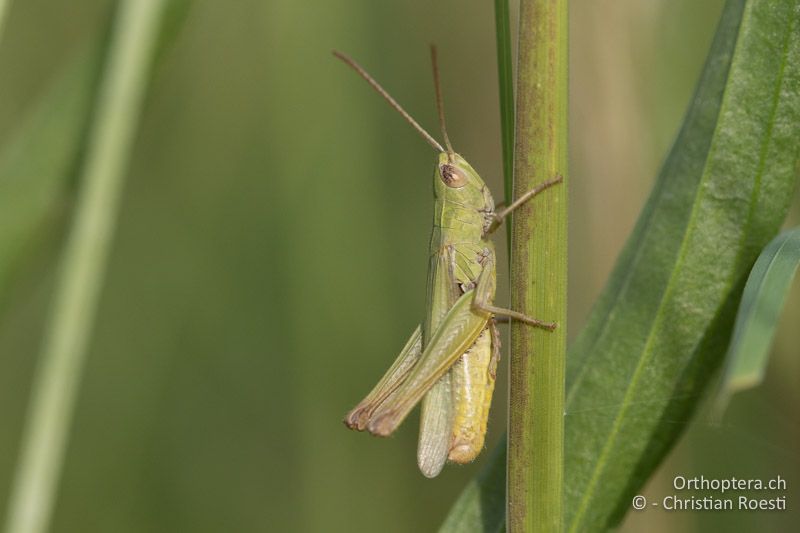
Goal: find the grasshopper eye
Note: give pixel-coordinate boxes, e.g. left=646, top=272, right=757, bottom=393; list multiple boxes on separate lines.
left=440, top=164, right=467, bottom=188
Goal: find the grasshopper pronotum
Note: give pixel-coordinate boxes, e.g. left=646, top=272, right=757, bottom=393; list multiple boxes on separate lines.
left=336, top=47, right=562, bottom=478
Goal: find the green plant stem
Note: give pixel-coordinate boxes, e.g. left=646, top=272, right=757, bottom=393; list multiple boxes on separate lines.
left=3, top=2, right=165, bottom=533
left=508, top=0, right=568, bottom=531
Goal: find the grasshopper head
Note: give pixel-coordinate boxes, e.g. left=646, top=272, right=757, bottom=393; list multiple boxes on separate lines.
left=435, top=152, right=493, bottom=210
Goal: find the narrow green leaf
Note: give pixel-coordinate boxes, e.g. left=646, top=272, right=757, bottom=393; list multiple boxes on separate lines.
left=440, top=443, right=506, bottom=533
left=3, top=2, right=168, bottom=531
left=0, top=0, right=191, bottom=314
left=3, top=2, right=192, bottom=533
left=441, top=0, right=800, bottom=530
left=0, top=44, right=106, bottom=310
left=714, top=226, right=800, bottom=415
left=0, top=0, right=10, bottom=46
left=494, top=0, right=514, bottom=208
left=566, top=1, right=799, bottom=527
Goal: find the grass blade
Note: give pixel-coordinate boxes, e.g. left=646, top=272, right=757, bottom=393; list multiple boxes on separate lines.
left=0, top=0, right=190, bottom=315
left=0, top=0, right=9, bottom=46
left=713, top=226, right=800, bottom=416
left=495, top=0, right=514, bottom=210
left=439, top=443, right=507, bottom=533
left=3, top=2, right=167, bottom=532
left=0, top=44, right=106, bottom=312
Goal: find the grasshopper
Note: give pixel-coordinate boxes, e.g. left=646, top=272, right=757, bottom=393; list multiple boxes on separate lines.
left=336, top=47, right=562, bottom=478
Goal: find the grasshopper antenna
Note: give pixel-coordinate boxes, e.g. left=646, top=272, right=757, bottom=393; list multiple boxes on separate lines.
left=429, top=45, right=454, bottom=159
left=333, top=50, right=445, bottom=153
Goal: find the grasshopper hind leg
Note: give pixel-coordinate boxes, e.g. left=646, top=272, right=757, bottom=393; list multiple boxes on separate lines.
left=366, top=289, right=489, bottom=439
left=344, top=325, right=423, bottom=431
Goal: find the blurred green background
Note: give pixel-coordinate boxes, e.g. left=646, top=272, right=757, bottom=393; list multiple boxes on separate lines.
left=0, top=0, right=796, bottom=531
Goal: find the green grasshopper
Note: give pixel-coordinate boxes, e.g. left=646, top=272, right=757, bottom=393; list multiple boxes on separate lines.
left=336, top=47, right=562, bottom=478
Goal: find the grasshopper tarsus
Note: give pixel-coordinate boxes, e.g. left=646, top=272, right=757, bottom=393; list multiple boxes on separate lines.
left=518, top=316, right=558, bottom=331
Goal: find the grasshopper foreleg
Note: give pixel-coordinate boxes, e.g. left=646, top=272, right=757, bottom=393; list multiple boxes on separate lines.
left=487, top=174, right=563, bottom=234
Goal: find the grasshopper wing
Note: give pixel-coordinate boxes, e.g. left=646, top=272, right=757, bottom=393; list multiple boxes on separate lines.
left=417, top=369, right=453, bottom=477
left=417, top=245, right=461, bottom=478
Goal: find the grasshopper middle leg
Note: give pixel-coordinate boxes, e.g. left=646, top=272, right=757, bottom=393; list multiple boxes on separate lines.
left=472, top=257, right=557, bottom=331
